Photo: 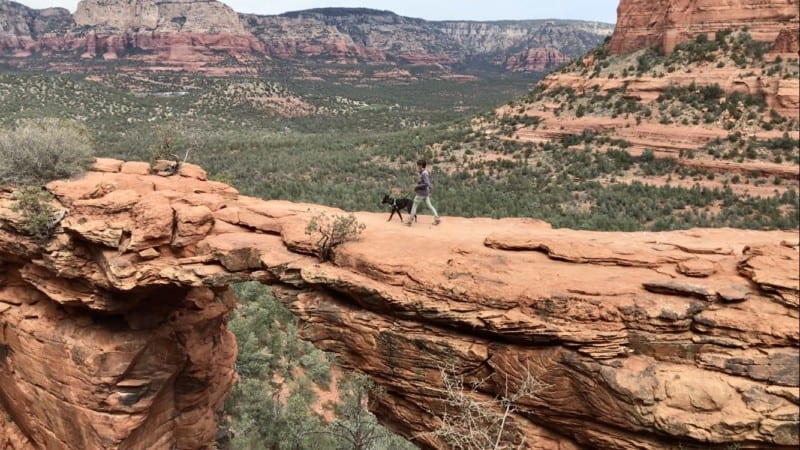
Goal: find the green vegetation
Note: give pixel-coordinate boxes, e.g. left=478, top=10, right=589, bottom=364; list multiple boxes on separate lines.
left=561, top=30, right=800, bottom=92
left=0, top=118, right=94, bottom=186
left=1, top=46, right=798, bottom=448
left=492, top=29, right=797, bottom=233
left=9, top=186, right=59, bottom=240
left=1, top=68, right=794, bottom=233
left=0, top=118, right=92, bottom=241
left=221, top=283, right=415, bottom=450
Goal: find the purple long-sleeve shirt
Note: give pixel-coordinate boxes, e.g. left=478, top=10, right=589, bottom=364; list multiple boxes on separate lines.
left=414, top=169, right=431, bottom=196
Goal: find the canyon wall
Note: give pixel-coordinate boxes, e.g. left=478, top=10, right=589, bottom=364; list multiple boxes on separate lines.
left=73, top=0, right=245, bottom=34
left=484, top=0, right=800, bottom=196
left=0, top=0, right=613, bottom=73
left=0, top=0, right=72, bottom=52
left=1, top=161, right=797, bottom=449
left=608, top=0, right=800, bottom=54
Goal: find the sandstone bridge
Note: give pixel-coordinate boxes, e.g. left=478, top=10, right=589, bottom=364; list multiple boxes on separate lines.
left=1, top=160, right=798, bottom=449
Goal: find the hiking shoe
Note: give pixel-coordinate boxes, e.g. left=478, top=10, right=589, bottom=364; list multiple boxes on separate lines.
left=433, top=217, right=441, bottom=225
left=405, top=221, right=412, bottom=227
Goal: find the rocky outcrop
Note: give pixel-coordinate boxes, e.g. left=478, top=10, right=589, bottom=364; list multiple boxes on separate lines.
left=0, top=0, right=73, bottom=52
left=0, top=166, right=238, bottom=450
left=0, top=1, right=613, bottom=74
left=243, top=10, right=613, bottom=71
left=73, top=0, right=245, bottom=34
left=772, top=27, right=800, bottom=54
left=608, top=0, right=800, bottom=54
left=484, top=0, right=800, bottom=196
left=1, top=161, right=798, bottom=449
left=526, top=63, right=800, bottom=135
left=1, top=0, right=260, bottom=67
left=492, top=59, right=800, bottom=191
left=504, top=47, right=570, bottom=72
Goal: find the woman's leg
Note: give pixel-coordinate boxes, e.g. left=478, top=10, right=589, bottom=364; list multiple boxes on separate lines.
left=406, top=195, right=423, bottom=225
left=424, top=196, right=439, bottom=218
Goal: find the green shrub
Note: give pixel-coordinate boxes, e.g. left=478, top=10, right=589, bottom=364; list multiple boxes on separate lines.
left=305, top=212, right=366, bottom=262
left=0, top=119, right=94, bottom=186
left=10, top=186, right=59, bottom=240
left=561, top=134, right=582, bottom=147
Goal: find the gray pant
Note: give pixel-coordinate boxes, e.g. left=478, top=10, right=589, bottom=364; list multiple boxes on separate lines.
left=408, top=195, right=438, bottom=221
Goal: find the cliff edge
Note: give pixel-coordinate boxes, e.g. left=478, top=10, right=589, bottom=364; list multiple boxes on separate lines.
left=607, top=0, right=800, bottom=54
left=1, top=160, right=797, bottom=449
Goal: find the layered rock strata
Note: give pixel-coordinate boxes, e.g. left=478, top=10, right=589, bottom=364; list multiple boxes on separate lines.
left=486, top=0, right=800, bottom=195
left=0, top=0, right=613, bottom=73
left=1, top=160, right=798, bottom=449
left=0, top=0, right=262, bottom=70
left=608, top=0, right=800, bottom=54
left=243, top=11, right=611, bottom=71
left=73, top=0, right=245, bottom=34
left=0, top=0, right=73, bottom=52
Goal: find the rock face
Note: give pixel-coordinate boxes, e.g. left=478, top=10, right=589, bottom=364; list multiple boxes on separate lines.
left=73, top=0, right=245, bottom=34
left=0, top=1, right=613, bottom=74
left=0, top=0, right=73, bottom=52
left=483, top=0, right=800, bottom=199
left=1, top=161, right=798, bottom=449
left=0, top=0, right=261, bottom=69
left=772, top=27, right=800, bottom=54
left=504, top=47, right=570, bottom=72
left=243, top=10, right=611, bottom=71
left=608, top=0, right=800, bottom=54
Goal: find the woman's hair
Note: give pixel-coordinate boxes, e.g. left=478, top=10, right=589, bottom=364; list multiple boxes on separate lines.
left=417, top=159, right=427, bottom=168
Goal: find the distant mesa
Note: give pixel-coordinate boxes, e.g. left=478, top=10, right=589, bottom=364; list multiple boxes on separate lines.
left=279, top=7, right=400, bottom=19
left=0, top=0, right=614, bottom=74
left=73, top=0, right=246, bottom=34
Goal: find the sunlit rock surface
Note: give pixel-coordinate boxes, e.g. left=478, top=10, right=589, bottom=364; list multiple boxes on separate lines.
left=0, top=160, right=797, bottom=449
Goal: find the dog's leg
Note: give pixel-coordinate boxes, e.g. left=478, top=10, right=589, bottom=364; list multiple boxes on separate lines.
left=388, top=210, right=395, bottom=222
left=397, top=210, right=403, bottom=223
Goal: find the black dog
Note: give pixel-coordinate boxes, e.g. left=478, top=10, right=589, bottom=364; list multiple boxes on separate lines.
left=381, top=194, right=416, bottom=223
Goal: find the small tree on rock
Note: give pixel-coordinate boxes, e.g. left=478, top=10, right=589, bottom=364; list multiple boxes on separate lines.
left=305, top=212, right=366, bottom=262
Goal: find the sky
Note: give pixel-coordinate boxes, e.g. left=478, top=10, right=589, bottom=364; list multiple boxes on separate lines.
left=15, top=0, right=619, bottom=23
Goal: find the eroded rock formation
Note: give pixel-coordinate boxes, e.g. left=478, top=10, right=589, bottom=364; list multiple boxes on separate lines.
left=504, top=47, right=570, bottom=72
left=607, top=0, right=800, bottom=54
left=484, top=0, right=800, bottom=197
left=0, top=0, right=612, bottom=74
left=74, top=0, right=245, bottom=34
left=0, top=160, right=798, bottom=449
left=0, top=0, right=73, bottom=53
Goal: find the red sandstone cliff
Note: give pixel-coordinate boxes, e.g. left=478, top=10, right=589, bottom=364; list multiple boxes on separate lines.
left=0, top=160, right=797, bottom=449
left=504, top=47, right=571, bottom=72
left=481, top=0, right=800, bottom=197
left=608, top=0, right=800, bottom=54
left=0, top=0, right=612, bottom=74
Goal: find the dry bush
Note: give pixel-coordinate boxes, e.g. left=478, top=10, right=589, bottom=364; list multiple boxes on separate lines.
left=0, top=119, right=94, bottom=186
left=422, top=364, right=550, bottom=450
